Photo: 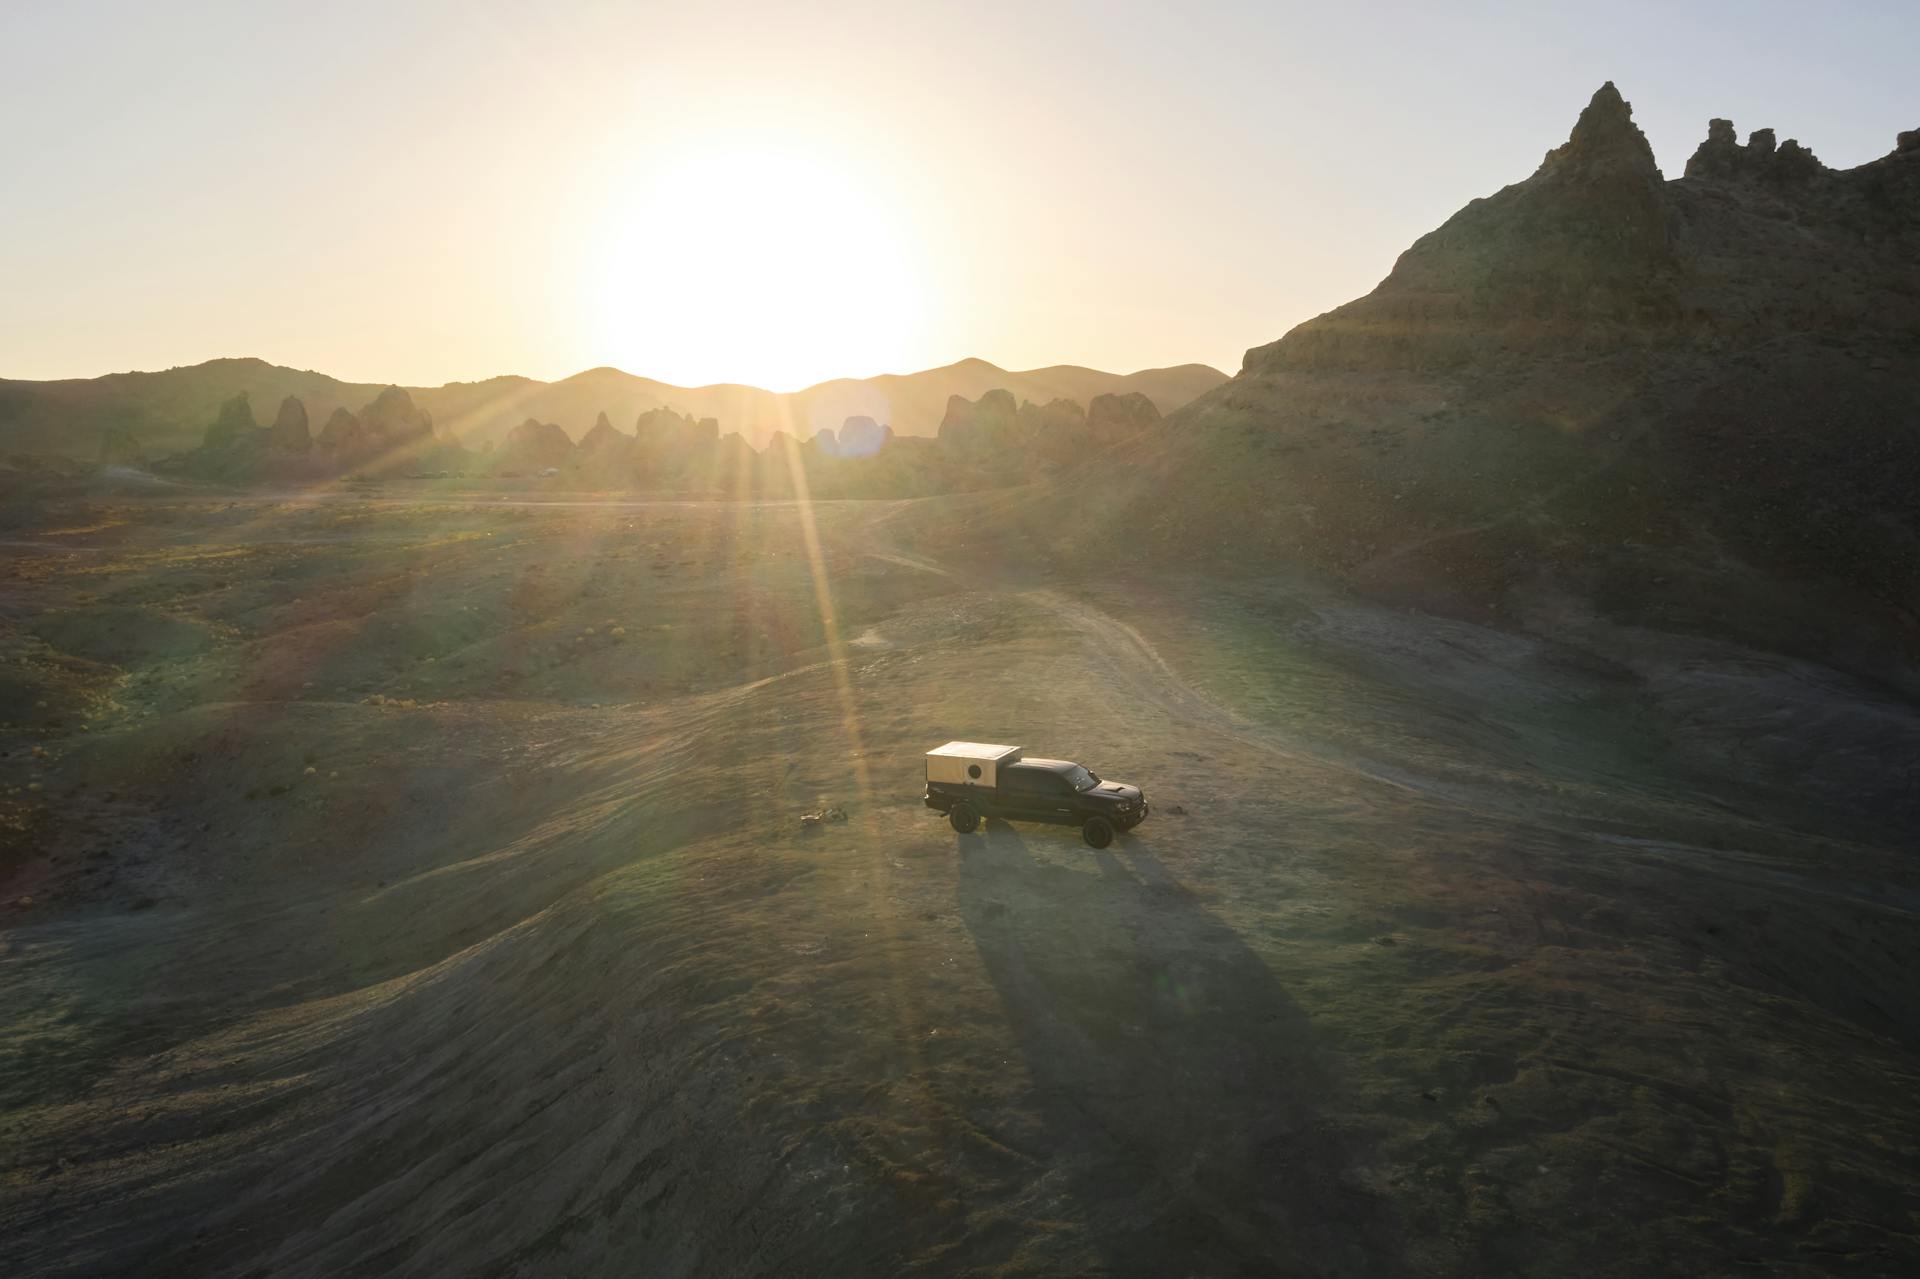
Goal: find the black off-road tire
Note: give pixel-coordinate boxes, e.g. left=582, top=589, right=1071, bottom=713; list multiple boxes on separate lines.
left=949, top=803, right=980, bottom=834
left=1082, top=816, right=1115, bottom=849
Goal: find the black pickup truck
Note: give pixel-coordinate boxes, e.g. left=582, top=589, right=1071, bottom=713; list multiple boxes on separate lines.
left=923, top=741, right=1147, bottom=848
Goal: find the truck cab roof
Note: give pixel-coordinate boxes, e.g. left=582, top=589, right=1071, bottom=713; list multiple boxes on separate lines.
left=1008, top=757, right=1076, bottom=773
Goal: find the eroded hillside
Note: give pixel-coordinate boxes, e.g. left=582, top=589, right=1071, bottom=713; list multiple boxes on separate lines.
left=999, top=85, right=1920, bottom=689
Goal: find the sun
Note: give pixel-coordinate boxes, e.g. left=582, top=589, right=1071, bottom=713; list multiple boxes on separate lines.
left=584, top=137, right=929, bottom=391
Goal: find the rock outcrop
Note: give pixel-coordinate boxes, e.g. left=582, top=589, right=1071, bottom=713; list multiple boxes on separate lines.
left=203, top=394, right=259, bottom=450
left=1684, top=119, right=1822, bottom=182
left=494, top=418, right=574, bottom=473
left=937, top=389, right=1020, bottom=456
left=1244, top=81, right=1678, bottom=384
left=268, top=396, right=311, bottom=453
left=935, top=391, right=1107, bottom=472
left=829, top=415, right=892, bottom=458
left=316, top=408, right=368, bottom=457
left=577, top=411, right=631, bottom=456
left=1014, top=398, right=1086, bottom=467
left=630, top=408, right=721, bottom=482
left=360, top=387, right=434, bottom=450
left=1086, top=392, right=1159, bottom=438
left=575, top=411, right=636, bottom=480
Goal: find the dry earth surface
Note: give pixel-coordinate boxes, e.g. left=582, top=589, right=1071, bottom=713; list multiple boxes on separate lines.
left=2, top=483, right=1917, bottom=1276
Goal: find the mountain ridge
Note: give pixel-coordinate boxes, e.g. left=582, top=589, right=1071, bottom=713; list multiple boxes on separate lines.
left=0, top=356, right=1227, bottom=458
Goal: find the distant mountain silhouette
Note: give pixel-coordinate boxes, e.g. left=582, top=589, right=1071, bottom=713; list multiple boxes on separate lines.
left=0, top=356, right=1226, bottom=459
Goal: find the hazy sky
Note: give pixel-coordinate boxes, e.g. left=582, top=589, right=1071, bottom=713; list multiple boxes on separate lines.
left=3, top=1, right=1914, bottom=390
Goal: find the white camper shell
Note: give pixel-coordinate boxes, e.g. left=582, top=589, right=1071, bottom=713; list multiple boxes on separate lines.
left=926, top=741, right=1022, bottom=789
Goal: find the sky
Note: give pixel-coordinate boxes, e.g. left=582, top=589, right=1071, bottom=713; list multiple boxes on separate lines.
left=2, top=0, right=1914, bottom=391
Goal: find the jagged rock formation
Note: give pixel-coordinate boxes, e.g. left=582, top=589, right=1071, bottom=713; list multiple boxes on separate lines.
left=203, top=393, right=259, bottom=450
left=822, top=416, right=892, bottom=458
left=1684, top=119, right=1821, bottom=182
left=162, top=386, right=469, bottom=477
left=317, top=407, right=367, bottom=457
left=626, top=408, right=720, bottom=484
left=937, top=389, right=1020, bottom=460
left=1236, top=80, right=1680, bottom=378
left=268, top=396, right=311, bottom=453
left=0, top=355, right=1228, bottom=461
left=575, top=411, right=635, bottom=477
left=937, top=391, right=1103, bottom=473
left=1086, top=392, right=1160, bottom=438
left=1016, top=398, right=1080, bottom=438
left=360, top=387, right=435, bottom=451
left=151, top=375, right=1115, bottom=494
left=494, top=418, right=574, bottom=474
left=1029, top=83, right=1920, bottom=687
left=1012, top=399, right=1082, bottom=467
left=633, top=407, right=717, bottom=452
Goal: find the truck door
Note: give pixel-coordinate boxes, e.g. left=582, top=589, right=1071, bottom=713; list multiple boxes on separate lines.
left=998, top=766, right=1048, bottom=821
left=1040, top=772, right=1079, bottom=823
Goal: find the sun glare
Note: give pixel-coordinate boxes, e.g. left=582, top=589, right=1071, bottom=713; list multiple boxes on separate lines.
left=586, top=138, right=929, bottom=391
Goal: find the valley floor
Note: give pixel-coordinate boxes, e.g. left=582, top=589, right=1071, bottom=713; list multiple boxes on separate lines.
left=2, top=486, right=1917, bottom=1276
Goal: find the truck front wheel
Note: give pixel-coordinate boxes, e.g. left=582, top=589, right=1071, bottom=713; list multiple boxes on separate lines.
left=1082, top=816, right=1114, bottom=849
left=949, top=803, right=980, bottom=834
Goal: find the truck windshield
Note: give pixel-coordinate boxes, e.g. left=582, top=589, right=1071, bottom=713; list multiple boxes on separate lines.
left=1062, top=765, right=1098, bottom=791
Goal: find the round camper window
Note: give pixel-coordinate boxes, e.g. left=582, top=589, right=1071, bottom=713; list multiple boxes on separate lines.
left=968, top=764, right=982, bottom=779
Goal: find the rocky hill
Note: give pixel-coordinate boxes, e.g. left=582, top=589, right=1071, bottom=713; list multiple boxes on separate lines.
left=0, top=356, right=1225, bottom=459
left=1003, top=84, right=1920, bottom=689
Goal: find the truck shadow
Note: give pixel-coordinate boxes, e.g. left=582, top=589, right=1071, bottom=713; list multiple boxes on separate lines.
left=956, top=820, right=1405, bottom=1276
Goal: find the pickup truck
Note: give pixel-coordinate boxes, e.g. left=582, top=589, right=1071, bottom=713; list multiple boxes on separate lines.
left=923, top=741, right=1148, bottom=848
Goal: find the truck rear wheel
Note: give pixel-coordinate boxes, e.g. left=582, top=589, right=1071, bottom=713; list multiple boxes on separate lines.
left=1082, top=816, right=1114, bottom=849
left=949, top=803, right=979, bottom=834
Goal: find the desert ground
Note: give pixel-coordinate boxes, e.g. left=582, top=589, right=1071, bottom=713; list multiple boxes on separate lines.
left=3, top=481, right=1917, bottom=1276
